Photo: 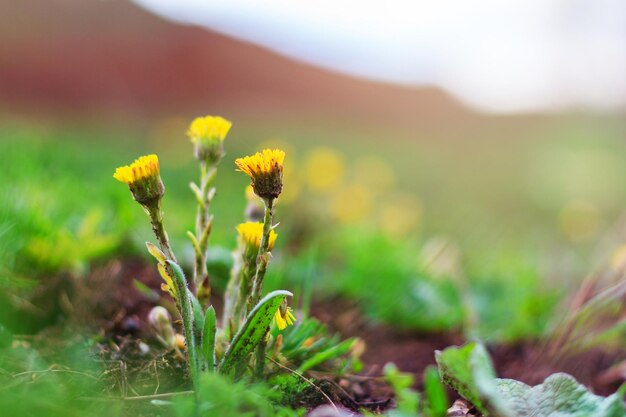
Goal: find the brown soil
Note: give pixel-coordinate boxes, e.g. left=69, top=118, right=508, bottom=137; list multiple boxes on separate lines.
left=59, top=259, right=625, bottom=410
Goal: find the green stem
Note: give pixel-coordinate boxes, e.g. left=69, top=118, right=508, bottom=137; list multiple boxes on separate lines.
left=148, top=203, right=177, bottom=263
left=193, top=162, right=217, bottom=297
left=248, top=199, right=273, bottom=310
left=167, top=261, right=200, bottom=392
left=233, top=254, right=256, bottom=335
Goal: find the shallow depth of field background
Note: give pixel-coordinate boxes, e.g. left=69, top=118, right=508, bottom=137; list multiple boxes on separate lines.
left=0, top=1, right=625, bottom=413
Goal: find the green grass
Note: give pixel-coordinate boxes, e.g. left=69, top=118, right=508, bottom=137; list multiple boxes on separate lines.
left=1, top=116, right=625, bottom=416
left=1, top=117, right=625, bottom=341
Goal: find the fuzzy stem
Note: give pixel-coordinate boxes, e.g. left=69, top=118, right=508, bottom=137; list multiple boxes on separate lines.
left=192, top=162, right=218, bottom=298
left=247, top=199, right=274, bottom=378
left=248, top=199, right=274, bottom=310
left=232, top=253, right=256, bottom=336
left=168, top=261, right=200, bottom=392
left=148, top=202, right=177, bottom=263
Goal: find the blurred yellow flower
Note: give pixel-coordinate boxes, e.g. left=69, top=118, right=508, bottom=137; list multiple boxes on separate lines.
left=274, top=306, right=296, bottom=330
left=610, top=244, right=626, bottom=271
left=558, top=200, right=601, bottom=242
left=303, top=148, right=345, bottom=192
left=236, top=222, right=278, bottom=251
left=113, top=154, right=160, bottom=185
left=379, top=193, right=422, bottom=238
left=235, top=149, right=285, bottom=200
left=187, top=115, right=232, bottom=162
left=331, top=184, right=372, bottom=223
left=186, top=115, right=232, bottom=144
left=354, top=156, right=396, bottom=192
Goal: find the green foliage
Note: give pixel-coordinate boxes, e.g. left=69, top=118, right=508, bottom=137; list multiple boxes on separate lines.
left=173, top=373, right=303, bottom=417
left=383, top=363, right=420, bottom=416
left=422, top=366, right=448, bottom=417
left=268, top=373, right=310, bottom=406
left=323, top=230, right=464, bottom=332
left=275, top=316, right=361, bottom=374
left=436, top=342, right=626, bottom=417
left=0, top=335, right=122, bottom=417
left=25, top=209, right=121, bottom=274
left=466, top=254, right=560, bottom=342
left=435, top=342, right=496, bottom=415
left=219, top=290, right=292, bottom=375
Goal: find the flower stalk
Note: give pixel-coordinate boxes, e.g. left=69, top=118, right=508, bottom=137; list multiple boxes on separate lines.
left=187, top=116, right=232, bottom=301
left=248, top=199, right=274, bottom=311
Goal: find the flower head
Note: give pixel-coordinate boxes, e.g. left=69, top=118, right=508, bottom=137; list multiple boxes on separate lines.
left=235, top=149, right=285, bottom=201
left=187, top=115, right=232, bottom=162
left=114, top=154, right=164, bottom=206
left=236, top=222, right=277, bottom=251
left=274, top=305, right=296, bottom=330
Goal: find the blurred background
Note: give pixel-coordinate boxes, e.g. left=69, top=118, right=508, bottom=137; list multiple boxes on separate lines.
left=1, top=0, right=626, bottom=341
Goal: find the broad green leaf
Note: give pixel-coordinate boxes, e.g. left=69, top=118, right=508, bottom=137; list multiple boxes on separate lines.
left=218, top=290, right=292, bottom=375
left=202, top=306, right=216, bottom=372
left=435, top=342, right=498, bottom=415
left=493, top=374, right=626, bottom=417
left=436, top=342, right=626, bottom=417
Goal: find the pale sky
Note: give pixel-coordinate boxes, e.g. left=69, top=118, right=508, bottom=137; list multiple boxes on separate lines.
left=133, top=0, right=626, bottom=114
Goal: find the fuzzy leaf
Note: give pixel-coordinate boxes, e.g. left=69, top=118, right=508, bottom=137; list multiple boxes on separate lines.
left=218, top=290, right=292, bottom=375
left=436, top=342, right=626, bottom=417
left=435, top=342, right=498, bottom=415
left=493, top=375, right=626, bottom=417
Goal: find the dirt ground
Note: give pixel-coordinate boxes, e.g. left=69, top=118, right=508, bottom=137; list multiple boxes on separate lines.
left=34, top=258, right=624, bottom=411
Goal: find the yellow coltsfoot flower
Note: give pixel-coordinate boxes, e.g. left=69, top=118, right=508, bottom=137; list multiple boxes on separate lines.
left=187, top=115, right=232, bottom=162
left=235, top=149, right=285, bottom=201
left=274, top=305, right=296, bottom=330
left=236, top=222, right=277, bottom=252
left=113, top=154, right=164, bottom=207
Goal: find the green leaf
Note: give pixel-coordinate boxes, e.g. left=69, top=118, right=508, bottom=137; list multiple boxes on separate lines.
left=436, top=342, right=626, bottom=417
left=167, top=260, right=200, bottom=389
left=384, top=363, right=420, bottom=415
left=298, top=338, right=354, bottom=373
left=493, top=375, right=626, bottom=417
left=202, top=306, right=217, bottom=373
left=435, top=342, right=497, bottom=415
left=218, top=290, right=292, bottom=376
left=423, top=366, right=448, bottom=417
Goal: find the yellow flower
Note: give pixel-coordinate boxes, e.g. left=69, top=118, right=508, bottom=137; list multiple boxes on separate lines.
left=186, top=115, right=232, bottom=162
left=113, top=155, right=164, bottom=206
left=236, top=222, right=277, bottom=251
left=113, top=154, right=160, bottom=185
left=235, top=149, right=285, bottom=200
left=274, top=306, right=296, bottom=330
left=303, top=148, right=345, bottom=192
left=187, top=115, right=232, bottom=144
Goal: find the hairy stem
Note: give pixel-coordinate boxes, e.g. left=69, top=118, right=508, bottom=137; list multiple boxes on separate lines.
left=148, top=202, right=177, bottom=263
left=168, top=261, right=200, bottom=392
left=192, top=162, right=217, bottom=298
left=248, top=199, right=274, bottom=311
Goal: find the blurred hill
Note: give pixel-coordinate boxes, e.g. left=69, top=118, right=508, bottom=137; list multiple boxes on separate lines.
left=0, top=0, right=479, bottom=128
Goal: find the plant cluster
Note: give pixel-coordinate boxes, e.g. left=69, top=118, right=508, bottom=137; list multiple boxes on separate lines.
left=114, top=116, right=300, bottom=391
